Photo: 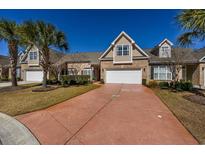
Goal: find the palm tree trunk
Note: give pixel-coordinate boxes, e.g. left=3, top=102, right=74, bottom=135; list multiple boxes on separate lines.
left=8, top=40, right=18, bottom=87
left=11, top=64, right=17, bottom=87
left=42, top=70, right=47, bottom=88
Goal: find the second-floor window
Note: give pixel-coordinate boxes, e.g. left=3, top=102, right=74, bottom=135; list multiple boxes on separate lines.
left=116, top=45, right=130, bottom=56
left=29, top=52, right=37, bottom=60
left=161, top=46, right=170, bottom=57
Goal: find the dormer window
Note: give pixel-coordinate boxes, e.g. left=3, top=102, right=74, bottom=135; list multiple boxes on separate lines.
left=161, top=46, right=170, bottom=57
left=29, top=51, right=37, bottom=60
left=116, top=45, right=129, bottom=56
left=158, top=39, right=173, bottom=58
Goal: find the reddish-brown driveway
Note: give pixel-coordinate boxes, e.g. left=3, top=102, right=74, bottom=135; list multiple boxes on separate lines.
left=16, top=84, right=198, bottom=144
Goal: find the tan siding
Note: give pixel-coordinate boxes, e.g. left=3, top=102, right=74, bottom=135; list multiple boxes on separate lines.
left=67, top=62, right=91, bottom=75
left=132, top=46, right=144, bottom=57
left=0, top=67, right=2, bottom=78
left=104, top=48, right=113, bottom=58
left=199, top=63, right=205, bottom=86
left=103, top=35, right=145, bottom=62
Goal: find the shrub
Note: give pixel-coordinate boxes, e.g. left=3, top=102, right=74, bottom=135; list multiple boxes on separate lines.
left=46, top=79, right=53, bottom=85
left=100, top=79, right=104, bottom=84
left=0, top=77, right=9, bottom=81
left=17, top=77, right=22, bottom=81
left=159, top=82, right=169, bottom=89
left=148, top=80, right=158, bottom=88
left=61, top=79, right=68, bottom=87
left=181, top=81, right=193, bottom=91
left=142, top=79, right=147, bottom=86
left=61, top=75, right=90, bottom=86
left=170, top=81, right=193, bottom=91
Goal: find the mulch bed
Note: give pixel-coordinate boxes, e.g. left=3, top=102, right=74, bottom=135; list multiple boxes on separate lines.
left=183, top=94, right=205, bottom=105
left=0, top=86, right=25, bottom=93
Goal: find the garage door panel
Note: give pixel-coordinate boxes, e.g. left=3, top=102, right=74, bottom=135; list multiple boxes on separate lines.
left=26, top=71, right=43, bottom=82
left=106, top=70, right=142, bottom=84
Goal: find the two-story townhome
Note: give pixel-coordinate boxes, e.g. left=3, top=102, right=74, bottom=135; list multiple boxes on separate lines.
left=99, top=31, right=149, bottom=84
left=19, top=46, right=102, bottom=82
left=19, top=45, right=63, bottom=81
left=99, top=31, right=205, bottom=88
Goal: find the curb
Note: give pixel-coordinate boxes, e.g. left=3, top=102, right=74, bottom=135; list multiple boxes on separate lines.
left=0, top=112, right=39, bottom=145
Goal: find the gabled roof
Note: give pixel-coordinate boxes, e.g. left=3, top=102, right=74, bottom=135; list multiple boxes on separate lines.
left=192, top=48, right=205, bottom=62
left=57, top=52, right=102, bottom=66
left=146, top=48, right=199, bottom=64
left=158, top=38, right=173, bottom=46
left=20, top=45, right=65, bottom=64
left=99, top=31, right=149, bottom=60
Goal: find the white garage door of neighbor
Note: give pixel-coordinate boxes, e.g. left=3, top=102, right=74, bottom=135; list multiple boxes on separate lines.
left=106, top=69, right=142, bottom=84
left=26, top=71, right=43, bottom=82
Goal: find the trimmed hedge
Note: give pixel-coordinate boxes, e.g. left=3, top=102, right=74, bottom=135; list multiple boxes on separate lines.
left=170, top=81, right=193, bottom=91
left=147, top=80, right=158, bottom=88
left=148, top=80, right=193, bottom=91
left=61, top=75, right=90, bottom=86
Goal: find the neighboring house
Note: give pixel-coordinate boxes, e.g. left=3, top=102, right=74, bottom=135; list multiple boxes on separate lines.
left=99, top=31, right=205, bottom=88
left=19, top=45, right=63, bottom=82
left=58, top=52, right=102, bottom=81
left=0, top=55, right=9, bottom=79
left=18, top=45, right=101, bottom=82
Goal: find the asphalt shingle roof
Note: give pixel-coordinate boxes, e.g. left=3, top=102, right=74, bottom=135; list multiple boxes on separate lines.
left=57, top=52, right=102, bottom=65
left=145, top=47, right=200, bottom=64
left=192, top=48, right=205, bottom=61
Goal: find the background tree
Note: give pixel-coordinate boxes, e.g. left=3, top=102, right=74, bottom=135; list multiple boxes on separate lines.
left=165, top=48, right=187, bottom=82
left=20, top=21, right=68, bottom=88
left=49, top=51, right=66, bottom=81
left=0, top=19, right=20, bottom=87
left=177, top=9, right=205, bottom=46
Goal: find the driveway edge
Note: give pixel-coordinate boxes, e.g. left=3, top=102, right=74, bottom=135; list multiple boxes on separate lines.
left=0, top=112, right=39, bottom=145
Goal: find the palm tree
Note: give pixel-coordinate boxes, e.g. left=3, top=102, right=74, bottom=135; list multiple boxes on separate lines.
left=0, top=19, right=20, bottom=87
left=20, top=21, right=68, bottom=88
left=177, top=9, right=205, bottom=46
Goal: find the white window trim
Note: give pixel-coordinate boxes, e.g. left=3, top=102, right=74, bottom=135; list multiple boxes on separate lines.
left=29, top=51, right=38, bottom=60
left=153, top=65, right=172, bottom=81
left=113, top=44, right=133, bottom=64
left=82, top=68, right=92, bottom=75
left=182, top=65, right=187, bottom=81
left=204, top=67, right=205, bottom=86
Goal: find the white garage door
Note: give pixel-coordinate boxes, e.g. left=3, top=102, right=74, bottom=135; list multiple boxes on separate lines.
left=26, top=71, right=43, bottom=82
left=106, top=69, right=142, bottom=84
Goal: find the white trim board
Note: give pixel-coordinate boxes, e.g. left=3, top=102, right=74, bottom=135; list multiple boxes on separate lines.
left=158, top=38, right=173, bottom=46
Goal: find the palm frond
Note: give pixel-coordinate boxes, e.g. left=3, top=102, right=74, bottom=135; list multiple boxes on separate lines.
left=177, top=9, right=205, bottom=46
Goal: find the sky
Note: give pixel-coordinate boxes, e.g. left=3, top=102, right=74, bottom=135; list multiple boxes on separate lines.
left=0, top=9, right=205, bottom=56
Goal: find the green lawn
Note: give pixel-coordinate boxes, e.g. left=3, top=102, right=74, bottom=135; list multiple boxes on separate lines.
left=0, top=84, right=100, bottom=116
left=153, top=88, right=205, bottom=144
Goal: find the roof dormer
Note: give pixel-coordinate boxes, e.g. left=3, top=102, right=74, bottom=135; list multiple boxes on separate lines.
left=158, top=38, right=173, bottom=58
